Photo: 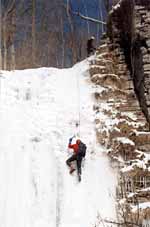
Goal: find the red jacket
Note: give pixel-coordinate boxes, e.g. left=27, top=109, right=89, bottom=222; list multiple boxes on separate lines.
left=68, top=143, right=79, bottom=154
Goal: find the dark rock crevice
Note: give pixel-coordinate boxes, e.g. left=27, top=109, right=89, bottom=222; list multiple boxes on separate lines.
left=107, top=0, right=134, bottom=71
left=131, top=34, right=150, bottom=126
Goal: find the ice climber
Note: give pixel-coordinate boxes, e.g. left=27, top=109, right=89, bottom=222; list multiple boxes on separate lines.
left=66, top=136, right=86, bottom=182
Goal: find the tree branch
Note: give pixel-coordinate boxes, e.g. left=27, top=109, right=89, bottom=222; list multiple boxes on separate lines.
left=72, top=10, right=106, bottom=25
left=104, top=218, right=141, bottom=227
left=5, top=0, right=15, bottom=16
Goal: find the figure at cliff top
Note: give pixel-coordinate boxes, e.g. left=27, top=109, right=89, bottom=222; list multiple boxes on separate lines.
left=87, top=36, right=96, bottom=57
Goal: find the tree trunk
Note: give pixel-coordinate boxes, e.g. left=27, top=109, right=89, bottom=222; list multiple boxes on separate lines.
left=10, top=43, right=15, bottom=70
left=32, top=0, right=36, bottom=66
left=104, top=0, right=110, bottom=13
left=3, top=17, right=7, bottom=70
left=60, top=16, right=65, bottom=68
left=83, top=2, right=90, bottom=36
left=66, top=0, right=77, bottom=64
left=0, top=0, right=2, bottom=69
left=99, top=0, right=104, bottom=34
left=2, top=0, right=15, bottom=70
left=10, top=8, right=16, bottom=70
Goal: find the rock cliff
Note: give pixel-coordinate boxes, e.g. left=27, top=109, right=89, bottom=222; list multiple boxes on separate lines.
left=90, top=0, right=150, bottom=225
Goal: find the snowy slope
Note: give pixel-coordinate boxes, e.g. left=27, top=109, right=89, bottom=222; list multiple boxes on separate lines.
left=0, top=59, right=117, bottom=227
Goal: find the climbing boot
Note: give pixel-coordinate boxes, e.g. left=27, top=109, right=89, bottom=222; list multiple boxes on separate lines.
left=78, top=173, right=81, bottom=182
left=69, top=166, right=75, bottom=174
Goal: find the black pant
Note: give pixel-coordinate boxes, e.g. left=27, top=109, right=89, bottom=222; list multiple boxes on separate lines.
left=87, top=48, right=95, bottom=57
left=66, top=154, right=82, bottom=175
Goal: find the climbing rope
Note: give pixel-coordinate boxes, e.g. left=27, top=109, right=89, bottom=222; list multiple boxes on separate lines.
left=76, top=70, right=81, bottom=138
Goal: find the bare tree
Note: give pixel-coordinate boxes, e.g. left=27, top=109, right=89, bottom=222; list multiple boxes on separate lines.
left=10, top=5, right=16, bottom=70
left=3, top=11, right=7, bottom=70
left=104, top=0, right=110, bottom=13
left=60, top=15, right=65, bottom=67
left=1, top=0, right=107, bottom=69
left=31, top=0, right=36, bottom=66
left=0, top=0, right=2, bottom=69
left=83, top=1, right=90, bottom=36
left=1, top=0, right=16, bottom=70
left=71, top=10, right=106, bottom=25
left=66, top=0, right=78, bottom=64
left=99, top=0, right=104, bottom=34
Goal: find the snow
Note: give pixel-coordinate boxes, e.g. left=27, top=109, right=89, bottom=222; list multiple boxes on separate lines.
left=120, top=147, right=150, bottom=173
left=96, top=108, right=119, bottom=130
left=121, top=165, right=134, bottom=173
left=0, top=59, right=117, bottom=227
left=116, top=137, right=135, bottom=146
left=127, top=193, right=137, bottom=198
left=138, top=187, right=150, bottom=192
left=134, top=131, right=150, bottom=136
left=91, top=65, right=106, bottom=69
left=112, top=0, right=122, bottom=11
left=121, top=159, right=147, bottom=173
left=119, top=198, right=126, bottom=204
left=144, top=153, right=150, bottom=163
left=132, top=202, right=150, bottom=212
left=93, top=85, right=106, bottom=94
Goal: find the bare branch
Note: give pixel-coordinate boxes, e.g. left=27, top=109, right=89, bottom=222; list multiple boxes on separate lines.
left=72, top=10, right=106, bottom=25
left=104, top=218, right=141, bottom=227
left=4, top=0, right=15, bottom=16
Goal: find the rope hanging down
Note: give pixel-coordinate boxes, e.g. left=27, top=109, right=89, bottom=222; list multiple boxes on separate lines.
left=76, top=71, right=81, bottom=137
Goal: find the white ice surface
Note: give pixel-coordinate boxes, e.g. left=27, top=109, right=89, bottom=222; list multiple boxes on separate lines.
left=0, top=59, right=117, bottom=227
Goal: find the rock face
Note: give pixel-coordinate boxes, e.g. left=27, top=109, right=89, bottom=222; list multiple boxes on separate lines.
left=108, top=0, right=150, bottom=128
left=134, top=2, right=150, bottom=134
left=89, top=0, right=150, bottom=225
